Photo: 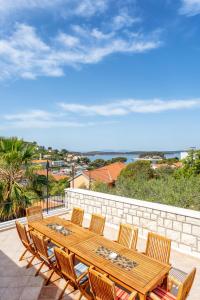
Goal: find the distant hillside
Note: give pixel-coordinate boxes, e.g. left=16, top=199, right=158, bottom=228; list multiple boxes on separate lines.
left=81, top=150, right=182, bottom=156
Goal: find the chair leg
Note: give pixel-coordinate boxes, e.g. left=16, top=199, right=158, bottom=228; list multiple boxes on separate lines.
left=58, top=280, right=69, bottom=300
left=19, top=249, right=28, bottom=261
left=26, top=255, right=35, bottom=269
left=35, top=261, right=45, bottom=276
left=78, top=292, right=83, bottom=300
left=45, top=269, right=54, bottom=286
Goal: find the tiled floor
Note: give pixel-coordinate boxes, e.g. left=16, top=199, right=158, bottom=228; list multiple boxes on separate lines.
left=0, top=214, right=200, bottom=300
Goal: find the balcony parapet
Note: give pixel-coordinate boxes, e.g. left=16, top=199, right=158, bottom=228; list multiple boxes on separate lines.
left=65, top=188, right=200, bottom=258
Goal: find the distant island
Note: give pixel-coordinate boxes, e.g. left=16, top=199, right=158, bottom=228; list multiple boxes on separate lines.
left=81, top=150, right=183, bottom=156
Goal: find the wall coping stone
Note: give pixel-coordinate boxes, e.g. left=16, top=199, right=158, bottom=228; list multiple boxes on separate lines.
left=65, top=188, right=200, bottom=220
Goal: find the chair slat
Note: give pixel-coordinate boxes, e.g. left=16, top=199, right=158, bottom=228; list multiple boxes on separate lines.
left=145, top=232, right=171, bottom=264
left=89, top=214, right=105, bottom=235
left=117, top=224, right=138, bottom=249
left=26, top=205, right=43, bottom=223
left=71, top=207, right=84, bottom=226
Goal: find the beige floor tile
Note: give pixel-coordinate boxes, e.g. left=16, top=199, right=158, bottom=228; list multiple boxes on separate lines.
left=0, top=287, right=24, bottom=300
left=20, top=287, right=42, bottom=300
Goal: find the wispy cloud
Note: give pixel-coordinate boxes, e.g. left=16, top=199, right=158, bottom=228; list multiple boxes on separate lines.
left=0, top=23, right=161, bottom=80
left=0, top=0, right=108, bottom=18
left=60, top=99, right=200, bottom=116
left=1, top=109, right=116, bottom=129
left=111, top=10, right=140, bottom=31
left=2, top=109, right=93, bottom=129
left=1, top=99, right=200, bottom=130
left=179, top=0, right=200, bottom=16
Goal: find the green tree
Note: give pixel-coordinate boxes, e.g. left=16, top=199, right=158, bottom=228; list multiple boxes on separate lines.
left=0, top=137, right=36, bottom=220
left=50, top=178, right=69, bottom=196
left=88, top=159, right=107, bottom=169
left=107, top=157, right=127, bottom=164
left=182, top=150, right=200, bottom=176
left=119, top=160, right=154, bottom=180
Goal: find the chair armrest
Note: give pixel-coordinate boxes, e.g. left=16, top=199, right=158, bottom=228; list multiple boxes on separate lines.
left=44, top=237, right=51, bottom=243
left=148, top=292, right=161, bottom=300
left=48, top=253, right=55, bottom=260
left=77, top=270, right=88, bottom=282
left=128, top=290, right=137, bottom=300
left=168, top=275, right=182, bottom=288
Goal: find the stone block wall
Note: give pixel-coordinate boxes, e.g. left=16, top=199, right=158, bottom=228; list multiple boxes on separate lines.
left=65, top=188, right=200, bottom=258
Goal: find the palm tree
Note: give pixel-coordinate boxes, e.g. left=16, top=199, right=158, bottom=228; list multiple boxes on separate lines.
left=0, top=137, right=36, bottom=221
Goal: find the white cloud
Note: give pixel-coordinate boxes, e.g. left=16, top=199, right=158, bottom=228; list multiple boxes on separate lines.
left=72, top=0, right=108, bottom=17
left=179, top=0, right=200, bottom=16
left=111, top=11, right=140, bottom=31
left=2, top=99, right=200, bottom=130
left=4, top=110, right=52, bottom=121
left=0, top=0, right=63, bottom=12
left=0, top=23, right=161, bottom=80
left=2, top=109, right=94, bottom=129
left=0, top=24, right=63, bottom=80
left=60, top=99, right=200, bottom=116
left=56, top=33, right=80, bottom=47
left=0, top=0, right=108, bottom=18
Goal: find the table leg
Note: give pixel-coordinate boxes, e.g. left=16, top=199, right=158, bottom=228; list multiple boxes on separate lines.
left=139, top=293, right=146, bottom=300
left=162, top=274, right=168, bottom=290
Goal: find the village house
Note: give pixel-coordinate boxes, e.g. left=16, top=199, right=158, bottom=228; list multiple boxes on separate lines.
left=70, top=161, right=125, bottom=188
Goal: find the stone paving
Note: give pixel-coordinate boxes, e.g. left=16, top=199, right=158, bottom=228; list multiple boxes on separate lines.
left=0, top=214, right=199, bottom=300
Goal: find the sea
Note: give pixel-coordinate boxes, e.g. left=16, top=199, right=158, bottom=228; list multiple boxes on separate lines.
left=87, top=152, right=181, bottom=163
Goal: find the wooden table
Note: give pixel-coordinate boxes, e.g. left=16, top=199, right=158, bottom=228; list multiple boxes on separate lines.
left=29, top=216, right=171, bottom=300
left=70, top=235, right=171, bottom=300
left=28, top=216, right=96, bottom=248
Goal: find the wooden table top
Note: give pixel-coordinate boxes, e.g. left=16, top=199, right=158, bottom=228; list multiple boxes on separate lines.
left=29, top=216, right=171, bottom=298
left=29, top=216, right=96, bottom=248
left=69, top=235, right=171, bottom=295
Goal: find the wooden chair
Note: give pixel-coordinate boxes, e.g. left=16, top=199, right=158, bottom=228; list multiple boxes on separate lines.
left=88, top=214, right=105, bottom=235
left=30, top=230, right=56, bottom=285
left=15, top=221, right=36, bottom=268
left=54, top=247, right=89, bottom=300
left=26, top=205, right=43, bottom=223
left=116, top=224, right=138, bottom=249
left=88, top=266, right=137, bottom=300
left=71, top=207, right=84, bottom=226
left=148, top=268, right=196, bottom=300
left=144, top=232, right=171, bottom=264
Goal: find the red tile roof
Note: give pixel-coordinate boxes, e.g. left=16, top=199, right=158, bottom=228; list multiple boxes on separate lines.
left=83, top=162, right=125, bottom=184
left=35, top=170, right=68, bottom=181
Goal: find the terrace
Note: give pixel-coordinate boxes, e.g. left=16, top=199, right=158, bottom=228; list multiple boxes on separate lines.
left=0, top=189, right=200, bottom=300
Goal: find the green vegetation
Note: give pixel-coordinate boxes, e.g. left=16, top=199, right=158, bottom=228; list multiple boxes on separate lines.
left=139, top=152, right=165, bottom=159
left=0, top=137, right=36, bottom=220
left=88, top=156, right=127, bottom=170
left=0, top=137, right=69, bottom=221
left=158, top=157, right=179, bottom=165
left=92, top=151, right=200, bottom=211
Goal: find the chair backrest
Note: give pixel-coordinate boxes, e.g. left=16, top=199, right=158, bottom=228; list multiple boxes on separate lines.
left=89, top=214, right=105, bottom=235
left=176, top=268, right=196, bottom=300
left=145, top=232, right=171, bottom=264
left=89, top=267, right=116, bottom=300
left=130, top=227, right=139, bottom=251
left=15, top=221, right=31, bottom=247
left=30, top=230, right=49, bottom=261
left=54, top=247, right=76, bottom=283
left=26, top=206, right=43, bottom=223
left=71, top=207, right=84, bottom=226
left=117, top=223, right=134, bottom=248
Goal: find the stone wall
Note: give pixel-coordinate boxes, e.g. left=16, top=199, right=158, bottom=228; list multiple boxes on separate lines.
left=65, top=188, right=200, bottom=258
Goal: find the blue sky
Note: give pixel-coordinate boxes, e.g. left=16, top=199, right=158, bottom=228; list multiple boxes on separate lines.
left=1, top=0, right=200, bottom=151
